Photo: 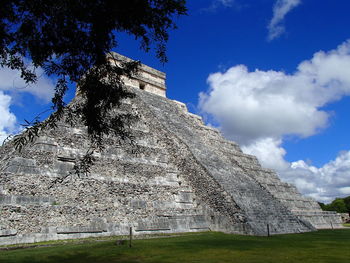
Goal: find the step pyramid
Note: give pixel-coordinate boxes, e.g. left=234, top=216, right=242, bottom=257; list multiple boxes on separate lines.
left=0, top=54, right=343, bottom=245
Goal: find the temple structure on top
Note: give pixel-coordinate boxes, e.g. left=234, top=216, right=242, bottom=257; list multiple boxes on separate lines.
left=108, top=52, right=167, bottom=97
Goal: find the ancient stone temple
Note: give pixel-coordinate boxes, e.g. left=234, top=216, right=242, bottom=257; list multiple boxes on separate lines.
left=0, top=53, right=342, bottom=245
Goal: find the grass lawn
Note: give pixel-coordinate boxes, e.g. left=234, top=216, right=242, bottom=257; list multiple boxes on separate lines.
left=343, top=223, right=350, bottom=227
left=1, top=229, right=350, bottom=263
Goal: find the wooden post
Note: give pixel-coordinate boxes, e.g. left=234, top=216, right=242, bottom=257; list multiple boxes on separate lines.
left=330, top=222, right=334, bottom=230
left=129, top=227, right=132, bottom=248
left=267, top=223, right=270, bottom=237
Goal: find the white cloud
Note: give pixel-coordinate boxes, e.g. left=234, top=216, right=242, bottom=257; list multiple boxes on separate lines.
left=283, top=152, right=350, bottom=203
left=0, top=91, right=17, bottom=144
left=339, top=187, right=350, bottom=195
left=268, top=0, right=301, bottom=41
left=199, top=40, right=350, bottom=202
left=243, top=139, right=350, bottom=203
left=0, top=64, right=55, bottom=143
left=201, top=0, right=235, bottom=12
left=241, top=138, right=288, bottom=171
left=217, top=0, right=234, bottom=7
left=0, top=66, right=55, bottom=103
left=199, top=65, right=331, bottom=144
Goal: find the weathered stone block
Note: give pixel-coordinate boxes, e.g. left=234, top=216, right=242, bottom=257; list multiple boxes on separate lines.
left=0, top=229, right=17, bottom=237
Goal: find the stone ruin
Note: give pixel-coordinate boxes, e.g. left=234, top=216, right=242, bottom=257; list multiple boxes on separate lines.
left=107, top=53, right=167, bottom=97
left=0, top=53, right=343, bottom=245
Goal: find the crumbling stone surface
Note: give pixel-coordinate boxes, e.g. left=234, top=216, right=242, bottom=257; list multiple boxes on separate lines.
left=0, top=84, right=342, bottom=246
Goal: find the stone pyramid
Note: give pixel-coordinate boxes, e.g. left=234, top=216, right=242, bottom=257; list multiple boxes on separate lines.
left=0, top=53, right=342, bottom=245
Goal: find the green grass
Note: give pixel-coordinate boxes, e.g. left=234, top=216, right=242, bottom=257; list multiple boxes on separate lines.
left=343, top=223, right=350, bottom=227
left=1, top=230, right=350, bottom=263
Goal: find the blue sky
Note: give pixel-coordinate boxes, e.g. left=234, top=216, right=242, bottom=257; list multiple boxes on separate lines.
left=1, top=0, right=350, bottom=202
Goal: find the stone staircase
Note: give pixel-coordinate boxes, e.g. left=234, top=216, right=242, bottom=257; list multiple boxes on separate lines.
left=135, top=88, right=343, bottom=231
left=136, top=88, right=314, bottom=235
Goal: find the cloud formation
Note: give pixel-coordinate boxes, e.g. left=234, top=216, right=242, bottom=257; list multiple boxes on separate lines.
left=216, top=0, right=234, bottom=7
left=0, top=91, right=17, bottom=144
left=201, top=0, right=235, bottom=13
left=0, top=64, right=55, bottom=143
left=199, top=40, right=350, bottom=202
left=243, top=139, right=350, bottom=202
left=268, top=0, right=301, bottom=41
left=286, top=151, right=350, bottom=202
left=0, top=66, right=55, bottom=103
